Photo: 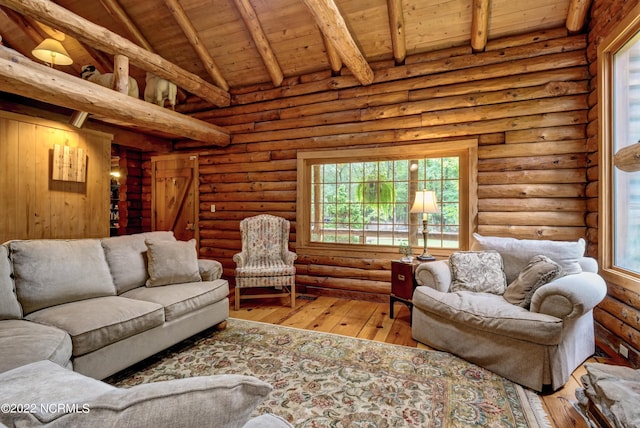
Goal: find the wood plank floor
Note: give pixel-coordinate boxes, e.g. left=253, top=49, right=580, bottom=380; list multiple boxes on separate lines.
left=230, top=293, right=613, bottom=428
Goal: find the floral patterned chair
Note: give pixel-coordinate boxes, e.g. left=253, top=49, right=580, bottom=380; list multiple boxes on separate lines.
left=233, top=214, right=297, bottom=310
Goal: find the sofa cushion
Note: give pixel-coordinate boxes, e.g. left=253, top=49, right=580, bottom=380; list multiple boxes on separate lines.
left=25, top=296, right=164, bottom=357
left=0, top=360, right=274, bottom=428
left=0, top=245, right=22, bottom=320
left=472, top=233, right=585, bottom=283
left=413, top=286, right=563, bottom=345
left=10, top=239, right=116, bottom=315
left=504, top=255, right=562, bottom=308
left=0, top=320, right=72, bottom=374
left=145, top=238, right=201, bottom=287
left=101, top=231, right=176, bottom=294
left=449, top=250, right=507, bottom=294
left=123, top=279, right=229, bottom=322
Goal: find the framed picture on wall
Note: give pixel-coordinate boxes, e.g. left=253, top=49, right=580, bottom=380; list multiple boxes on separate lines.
left=52, top=144, right=86, bottom=182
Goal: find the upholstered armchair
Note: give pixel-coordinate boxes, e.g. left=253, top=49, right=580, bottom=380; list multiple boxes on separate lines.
left=233, top=215, right=297, bottom=310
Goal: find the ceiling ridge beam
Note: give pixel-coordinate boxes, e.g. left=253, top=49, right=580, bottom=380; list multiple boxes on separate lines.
left=302, top=0, right=374, bottom=86
left=0, top=45, right=230, bottom=146
left=232, top=0, right=283, bottom=87
left=471, top=0, right=490, bottom=52
left=386, top=0, right=405, bottom=65
left=163, top=0, right=229, bottom=91
left=0, top=0, right=230, bottom=107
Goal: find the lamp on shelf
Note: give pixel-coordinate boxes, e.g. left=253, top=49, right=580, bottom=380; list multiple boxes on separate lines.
left=32, top=38, right=73, bottom=67
left=409, top=190, right=439, bottom=261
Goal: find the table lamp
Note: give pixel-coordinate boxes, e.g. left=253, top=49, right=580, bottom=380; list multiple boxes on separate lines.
left=409, top=190, right=439, bottom=260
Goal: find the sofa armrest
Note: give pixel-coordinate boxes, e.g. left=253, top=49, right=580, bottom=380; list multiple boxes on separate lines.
left=414, top=260, right=451, bottom=292
left=198, top=259, right=223, bottom=280
left=530, top=272, right=607, bottom=320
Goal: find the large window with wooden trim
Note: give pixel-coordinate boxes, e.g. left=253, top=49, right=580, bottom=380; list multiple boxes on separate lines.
left=599, top=5, right=640, bottom=289
left=296, top=140, right=477, bottom=257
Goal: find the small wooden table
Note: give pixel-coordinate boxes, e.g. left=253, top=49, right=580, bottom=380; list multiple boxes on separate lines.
left=390, top=259, right=424, bottom=320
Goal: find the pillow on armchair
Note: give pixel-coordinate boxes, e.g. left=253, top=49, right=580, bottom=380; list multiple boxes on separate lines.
left=503, top=255, right=562, bottom=308
left=449, top=250, right=507, bottom=294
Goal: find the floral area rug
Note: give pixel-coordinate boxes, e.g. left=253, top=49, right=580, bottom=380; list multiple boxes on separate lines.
left=107, top=318, right=550, bottom=427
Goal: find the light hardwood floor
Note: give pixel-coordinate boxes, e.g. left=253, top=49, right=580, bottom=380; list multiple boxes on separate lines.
left=230, top=293, right=611, bottom=428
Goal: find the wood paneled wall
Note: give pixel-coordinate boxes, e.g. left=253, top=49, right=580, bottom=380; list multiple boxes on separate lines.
left=112, top=145, right=144, bottom=235
left=172, top=29, right=590, bottom=301
left=0, top=111, right=112, bottom=242
left=587, top=0, right=640, bottom=367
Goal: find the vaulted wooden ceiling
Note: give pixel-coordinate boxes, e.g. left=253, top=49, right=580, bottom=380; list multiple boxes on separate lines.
left=0, top=0, right=591, bottom=144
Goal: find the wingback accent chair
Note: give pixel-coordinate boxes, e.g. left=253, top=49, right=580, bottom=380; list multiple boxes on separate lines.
left=233, top=215, right=297, bottom=310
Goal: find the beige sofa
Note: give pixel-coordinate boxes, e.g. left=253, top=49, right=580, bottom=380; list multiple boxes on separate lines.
left=411, top=234, right=607, bottom=392
left=0, top=231, right=229, bottom=379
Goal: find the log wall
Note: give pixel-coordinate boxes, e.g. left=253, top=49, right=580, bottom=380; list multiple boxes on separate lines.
left=0, top=110, right=112, bottom=242
left=587, top=0, right=640, bottom=367
left=171, top=29, right=591, bottom=301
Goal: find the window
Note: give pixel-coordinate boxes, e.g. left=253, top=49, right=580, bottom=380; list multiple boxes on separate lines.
left=296, top=140, right=477, bottom=257
left=599, top=4, right=640, bottom=288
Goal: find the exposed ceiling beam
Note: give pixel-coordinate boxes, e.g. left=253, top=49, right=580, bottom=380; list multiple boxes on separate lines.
left=0, top=0, right=230, bottom=107
left=0, top=46, right=230, bottom=146
left=232, top=0, right=283, bottom=87
left=566, top=0, right=592, bottom=32
left=471, top=0, right=490, bottom=52
left=302, top=0, right=374, bottom=86
left=99, top=0, right=154, bottom=51
left=163, top=0, right=229, bottom=91
left=322, top=34, right=342, bottom=74
left=386, top=0, right=406, bottom=64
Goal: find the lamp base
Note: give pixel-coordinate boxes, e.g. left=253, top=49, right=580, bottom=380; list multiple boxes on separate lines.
left=417, top=254, right=435, bottom=261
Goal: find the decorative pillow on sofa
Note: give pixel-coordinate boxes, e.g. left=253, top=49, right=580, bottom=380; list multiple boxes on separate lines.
left=145, top=239, right=201, bottom=287
left=449, top=250, right=507, bottom=294
left=503, top=255, right=562, bottom=308
left=472, top=233, right=584, bottom=283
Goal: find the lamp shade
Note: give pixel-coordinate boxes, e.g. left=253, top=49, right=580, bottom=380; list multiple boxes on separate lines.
left=410, top=190, right=439, bottom=214
left=32, top=38, right=73, bottom=66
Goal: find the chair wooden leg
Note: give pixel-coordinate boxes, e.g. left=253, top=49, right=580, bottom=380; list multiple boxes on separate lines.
left=235, top=287, right=240, bottom=311
left=291, top=283, right=295, bottom=309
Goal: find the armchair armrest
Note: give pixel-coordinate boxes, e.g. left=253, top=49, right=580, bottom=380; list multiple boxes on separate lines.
left=198, top=259, right=223, bottom=280
left=233, top=252, right=247, bottom=267
left=414, top=260, right=451, bottom=292
left=283, top=250, right=297, bottom=265
left=530, top=272, right=607, bottom=320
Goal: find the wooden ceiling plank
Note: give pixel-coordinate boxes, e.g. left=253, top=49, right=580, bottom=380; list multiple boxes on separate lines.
left=386, top=0, right=405, bottom=64
left=0, top=0, right=230, bottom=107
left=163, top=0, right=229, bottom=91
left=322, top=33, right=342, bottom=74
left=232, top=0, right=284, bottom=87
left=566, top=0, right=591, bottom=32
left=302, top=0, right=374, bottom=86
left=471, top=0, right=490, bottom=52
left=99, top=0, right=154, bottom=51
left=0, top=45, right=230, bottom=146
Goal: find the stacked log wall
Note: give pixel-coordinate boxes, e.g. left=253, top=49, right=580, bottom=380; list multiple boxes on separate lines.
left=171, top=29, right=591, bottom=300
left=587, top=0, right=640, bottom=367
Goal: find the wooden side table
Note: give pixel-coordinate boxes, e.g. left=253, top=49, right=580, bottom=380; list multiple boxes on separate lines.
left=390, top=259, right=423, bottom=319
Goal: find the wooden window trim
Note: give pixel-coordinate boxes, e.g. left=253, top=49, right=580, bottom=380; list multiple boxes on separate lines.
left=296, top=139, right=478, bottom=259
left=598, top=2, right=640, bottom=292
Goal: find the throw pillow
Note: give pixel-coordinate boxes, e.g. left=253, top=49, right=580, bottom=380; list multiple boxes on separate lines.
left=449, top=250, right=507, bottom=294
left=145, top=239, right=201, bottom=287
left=503, top=255, right=563, bottom=308
left=472, top=233, right=585, bottom=283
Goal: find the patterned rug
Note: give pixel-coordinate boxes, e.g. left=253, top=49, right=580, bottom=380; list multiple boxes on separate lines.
left=107, top=318, right=550, bottom=427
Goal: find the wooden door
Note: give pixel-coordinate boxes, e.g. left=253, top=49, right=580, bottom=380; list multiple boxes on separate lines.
left=151, top=154, right=198, bottom=242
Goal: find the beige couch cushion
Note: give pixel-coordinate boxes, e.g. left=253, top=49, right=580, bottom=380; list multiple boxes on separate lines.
left=122, top=279, right=229, bottom=322
left=101, top=231, right=176, bottom=294
left=0, top=320, right=72, bottom=374
left=145, top=238, right=201, bottom=287
left=472, top=233, right=585, bottom=283
left=10, top=239, right=116, bottom=315
left=0, top=245, right=22, bottom=319
left=413, top=285, right=563, bottom=345
left=0, top=360, right=274, bottom=428
left=26, top=296, right=164, bottom=357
